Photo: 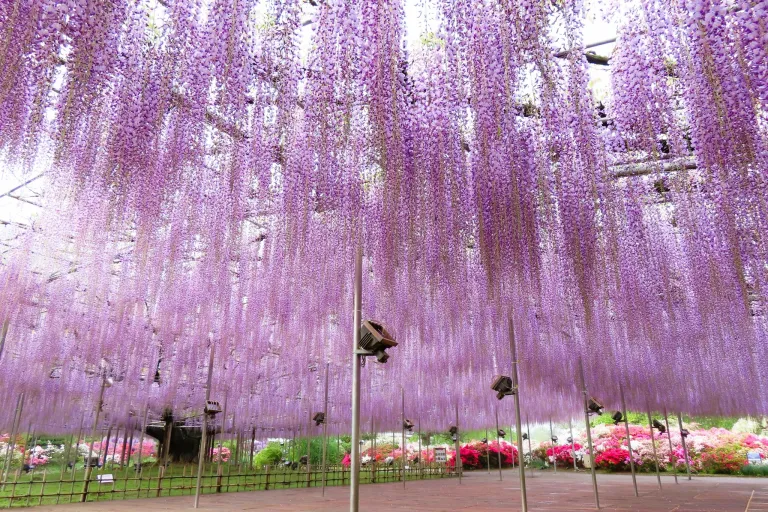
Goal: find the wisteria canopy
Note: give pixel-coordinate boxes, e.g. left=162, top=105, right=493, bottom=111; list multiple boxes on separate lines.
left=0, top=0, right=766, bottom=438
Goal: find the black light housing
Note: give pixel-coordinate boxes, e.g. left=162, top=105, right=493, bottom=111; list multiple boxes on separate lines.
left=204, top=400, right=222, bottom=415
left=490, top=375, right=517, bottom=400
left=312, top=412, right=325, bottom=426
left=567, top=436, right=573, bottom=444
left=448, top=426, right=458, bottom=435
left=522, top=433, right=528, bottom=441
left=652, top=419, right=666, bottom=434
left=551, top=435, right=558, bottom=443
left=359, top=320, right=398, bottom=363
left=612, top=411, right=624, bottom=425
left=680, top=428, right=690, bottom=438
left=498, top=429, right=506, bottom=438
left=481, top=438, right=488, bottom=444
left=403, top=419, right=414, bottom=432
left=587, top=397, right=604, bottom=415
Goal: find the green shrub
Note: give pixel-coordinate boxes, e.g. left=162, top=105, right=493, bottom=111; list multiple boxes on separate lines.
left=741, top=464, right=768, bottom=477
left=254, top=442, right=284, bottom=467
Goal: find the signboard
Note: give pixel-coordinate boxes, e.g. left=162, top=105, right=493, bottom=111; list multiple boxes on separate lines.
left=434, top=447, right=447, bottom=464
left=96, top=474, right=114, bottom=484
left=747, top=451, right=762, bottom=465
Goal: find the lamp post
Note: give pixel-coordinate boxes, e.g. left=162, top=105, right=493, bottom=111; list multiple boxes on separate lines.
left=549, top=418, right=557, bottom=473
left=349, top=247, right=363, bottom=512
left=620, top=383, right=638, bottom=497
left=663, top=408, right=678, bottom=484
left=321, top=362, right=329, bottom=496
left=509, top=316, right=528, bottom=512
left=647, top=407, right=662, bottom=490
left=578, top=359, right=599, bottom=509
left=81, top=374, right=113, bottom=502
left=677, top=413, right=691, bottom=480
left=193, top=343, right=216, bottom=509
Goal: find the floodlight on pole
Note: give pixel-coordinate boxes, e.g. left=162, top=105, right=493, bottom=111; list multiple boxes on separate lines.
left=611, top=411, right=623, bottom=425
left=587, top=398, right=604, bottom=415
left=312, top=412, right=325, bottom=426
left=490, top=375, right=517, bottom=400
left=652, top=419, right=666, bottom=434
left=357, top=320, right=397, bottom=363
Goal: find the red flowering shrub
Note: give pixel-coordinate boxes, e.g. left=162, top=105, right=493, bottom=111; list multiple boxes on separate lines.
left=700, top=444, right=747, bottom=474
left=545, top=443, right=582, bottom=466
left=595, top=448, right=631, bottom=471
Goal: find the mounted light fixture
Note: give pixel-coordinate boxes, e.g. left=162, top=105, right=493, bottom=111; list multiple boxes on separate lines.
left=358, top=320, right=398, bottom=363
left=204, top=400, right=222, bottom=415
left=587, top=397, right=604, bottom=415
left=521, top=433, right=528, bottom=441
left=403, top=419, right=414, bottom=432
left=551, top=435, right=558, bottom=443
left=312, top=412, right=325, bottom=426
left=449, top=425, right=458, bottom=442
left=498, top=429, right=506, bottom=438
left=680, top=428, right=690, bottom=438
left=481, top=438, right=488, bottom=444
left=566, top=436, right=573, bottom=444
left=652, top=419, right=666, bottom=434
left=611, top=411, right=624, bottom=425
left=490, top=375, right=517, bottom=400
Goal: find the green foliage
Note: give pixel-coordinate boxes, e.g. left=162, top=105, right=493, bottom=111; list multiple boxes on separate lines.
left=286, top=437, right=347, bottom=465
left=685, top=415, right=739, bottom=430
left=253, top=442, right=284, bottom=468
left=741, top=464, right=768, bottom=477
left=590, top=412, right=646, bottom=427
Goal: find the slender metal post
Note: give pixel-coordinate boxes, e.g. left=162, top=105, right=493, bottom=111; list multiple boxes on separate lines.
left=579, top=358, right=599, bottom=509
left=569, top=419, right=577, bottom=470
left=485, top=429, right=490, bottom=474
left=663, top=408, right=678, bottom=484
left=0, top=318, right=9, bottom=361
left=646, top=407, right=662, bottom=490
left=455, top=402, right=462, bottom=484
left=417, top=419, right=422, bottom=478
left=2, top=393, right=24, bottom=486
left=620, top=383, right=638, bottom=496
left=249, top=427, right=256, bottom=468
left=677, top=413, right=691, bottom=480
left=495, top=407, right=502, bottom=481
left=401, top=387, right=406, bottom=487
left=217, top=394, right=228, bottom=479
left=322, top=362, right=329, bottom=496
left=137, top=405, right=149, bottom=470
left=549, top=418, right=557, bottom=473
left=349, top=246, right=363, bottom=512
left=81, top=376, right=108, bottom=502
left=511, top=425, right=515, bottom=470
left=194, top=343, right=215, bottom=508
left=526, top=418, right=532, bottom=462
left=509, top=316, right=528, bottom=512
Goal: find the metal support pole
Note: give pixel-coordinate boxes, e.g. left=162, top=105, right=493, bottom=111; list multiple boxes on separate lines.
left=81, top=376, right=108, bottom=502
left=495, top=407, right=502, bottom=481
left=647, top=407, right=662, bottom=490
left=509, top=316, right=528, bottom=512
left=249, top=427, right=256, bottom=468
left=2, top=393, right=24, bottom=486
left=194, top=343, right=215, bottom=508
left=677, top=413, right=691, bottom=480
left=349, top=246, right=363, bottom=512
left=526, top=418, right=532, bottom=461
left=321, top=363, right=330, bottom=495
left=485, top=429, right=490, bottom=474
left=455, top=402, right=462, bottom=484
left=663, top=408, right=678, bottom=484
left=579, top=359, right=600, bottom=509
left=620, top=383, right=638, bottom=496
left=569, top=419, right=577, bottom=470
left=401, top=387, right=406, bottom=487
left=137, top=405, right=149, bottom=470
left=549, top=418, right=557, bottom=473
left=417, top=419, right=422, bottom=478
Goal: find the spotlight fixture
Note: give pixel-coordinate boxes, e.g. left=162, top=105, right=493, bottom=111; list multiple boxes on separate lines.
left=283, top=460, right=292, bottom=467
left=312, top=412, right=325, bottom=426
left=498, top=429, right=506, bottom=438
left=652, top=419, right=666, bottom=434
left=403, top=419, right=414, bottom=432
left=299, top=455, right=308, bottom=464
left=587, top=397, right=604, bottom=415
left=481, top=438, right=488, bottom=444
left=611, top=411, right=624, bottom=425
left=551, top=435, right=558, bottom=443
left=567, top=436, right=573, bottom=444
left=521, top=433, right=528, bottom=441
left=204, top=400, right=222, bottom=415
left=448, top=426, right=458, bottom=435
left=358, top=320, right=398, bottom=363
left=490, top=375, right=517, bottom=400
left=680, top=428, right=690, bottom=438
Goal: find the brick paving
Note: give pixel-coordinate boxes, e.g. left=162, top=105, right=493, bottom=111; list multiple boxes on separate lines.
left=33, top=470, right=767, bottom=511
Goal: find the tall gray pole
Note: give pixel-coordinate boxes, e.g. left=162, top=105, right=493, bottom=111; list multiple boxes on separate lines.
left=136, top=405, right=149, bottom=470
left=509, top=316, right=528, bottom=512
left=677, top=412, right=691, bottom=480
left=579, top=359, right=599, bottom=509
left=81, top=376, right=108, bottom=502
left=401, top=387, right=406, bottom=488
left=663, top=408, right=678, bottom=484
left=620, top=383, right=638, bottom=496
left=569, top=419, right=577, bottom=470
left=2, top=393, right=24, bottom=486
left=349, top=247, right=363, bottom=512
left=526, top=418, right=532, bottom=461
left=485, top=429, right=490, bottom=474
left=455, top=402, right=462, bottom=484
left=322, top=362, right=329, bottom=496
left=495, top=406, right=502, bottom=481
left=194, top=343, right=215, bottom=508
left=549, top=418, right=557, bottom=473
left=646, top=407, right=662, bottom=490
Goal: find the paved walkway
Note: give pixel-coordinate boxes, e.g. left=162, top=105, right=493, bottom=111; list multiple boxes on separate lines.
left=34, top=471, right=767, bottom=511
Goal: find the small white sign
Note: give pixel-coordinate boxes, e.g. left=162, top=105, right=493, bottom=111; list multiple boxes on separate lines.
left=434, top=447, right=447, bottom=464
left=96, top=474, right=114, bottom=483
